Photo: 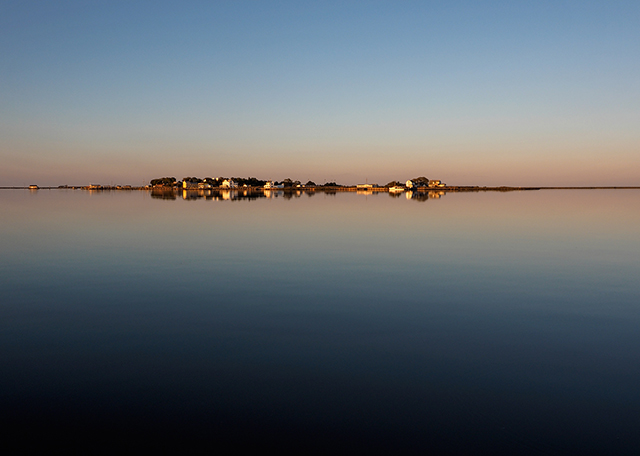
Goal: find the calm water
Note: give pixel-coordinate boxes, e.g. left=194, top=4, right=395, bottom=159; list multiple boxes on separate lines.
left=1, top=189, right=639, bottom=453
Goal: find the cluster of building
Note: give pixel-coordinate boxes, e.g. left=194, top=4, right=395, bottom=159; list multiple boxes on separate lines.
left=181, top=178, right=293, bottom=189
left=183, top=179, right=238, bottom=189
left=172, top=177, right=447, bottom=191
left=358, top=179, right=445, bottom=192
left=407, top=179, right=445, bottom=188
left=183, top=180, right=304, bottom=189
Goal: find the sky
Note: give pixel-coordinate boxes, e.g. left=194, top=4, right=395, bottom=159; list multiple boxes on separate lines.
left=1, top=1, right=639, bottom=186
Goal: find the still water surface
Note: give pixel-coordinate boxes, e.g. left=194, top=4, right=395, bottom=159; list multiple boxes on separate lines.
left=1, top=189, right=639, bottom=453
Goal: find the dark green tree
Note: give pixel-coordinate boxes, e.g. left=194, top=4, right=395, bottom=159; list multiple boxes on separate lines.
left=410, top=176, right=430, bottom=186
left=150, top=177, right=177, bottom=186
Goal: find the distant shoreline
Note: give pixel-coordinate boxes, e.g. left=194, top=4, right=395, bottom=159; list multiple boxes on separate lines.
left=2, top=186, right=639, bottom=191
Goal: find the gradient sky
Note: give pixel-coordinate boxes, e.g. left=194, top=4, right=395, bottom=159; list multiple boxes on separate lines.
left=1, top=1, right=638, bottom=186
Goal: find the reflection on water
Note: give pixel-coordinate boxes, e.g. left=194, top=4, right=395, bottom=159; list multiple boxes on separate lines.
left=152, top=188, right=271, bottom=201
left=153, top=188, right=448, bottom=202
left=405, top=190, right=446, bottom=201
left=1, top=189, right=639, bottom=453
left=150, top=187, right=177, bottom=199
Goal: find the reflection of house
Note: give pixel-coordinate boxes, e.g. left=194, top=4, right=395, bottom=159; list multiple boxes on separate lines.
left=404, top=190, right=446, bottom=201
left=222, top=179, right=238, bottom=188
left=182, top=189, right=200, bottom=200
left=264, top=189, right=285, bottom=198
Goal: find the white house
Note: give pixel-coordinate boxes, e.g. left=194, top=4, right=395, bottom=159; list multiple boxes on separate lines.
left=221, top=179, right=238, bottom=188
left=405, top=180, right=414, bottom=188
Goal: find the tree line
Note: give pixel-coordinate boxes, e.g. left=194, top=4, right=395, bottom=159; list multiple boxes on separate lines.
left=150, top=175, right=432, bottom=188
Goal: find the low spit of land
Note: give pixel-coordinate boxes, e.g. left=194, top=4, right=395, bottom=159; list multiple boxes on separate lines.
left=2, top=185, right=639, bottom=192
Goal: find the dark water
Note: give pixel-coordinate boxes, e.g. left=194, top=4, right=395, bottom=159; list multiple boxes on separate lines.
left=1, top=189, right=639, bottom=454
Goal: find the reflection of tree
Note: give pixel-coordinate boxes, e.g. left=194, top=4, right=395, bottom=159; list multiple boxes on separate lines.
left=229, top=192, right=266, bottom=201
left=410, top=192, right=430, bottom=202
left=151, top=188, right=177, bottom=200
left=388, top=191, right=402, bottom=198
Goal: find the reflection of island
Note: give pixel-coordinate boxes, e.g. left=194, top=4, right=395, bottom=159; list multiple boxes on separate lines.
left=151, top=188, right=177, bottom=200
left=356, top=189, right=379, bottom=196
left=148, top=185, right=543, bottom=202
left=263, top=189, right=283, bottom=198
left=151, top=188, right=268, bottom=201
left=182, top=189, right=267, bottom=201
left=405, top=190, right=446, bottom=201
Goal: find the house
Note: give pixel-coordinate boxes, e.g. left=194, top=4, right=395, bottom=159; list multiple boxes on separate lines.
left=28, top=185, right=39, bottom=190
left=357, top=183, right=373, bottom=189
left=428, top=180, right=445, bottom=188
left=183, top=181, right=198, bottom=189
left=198, top=182, right=212, bottom=189
left=405, top=180, right=414, bottom=188
left=221, top=179, right=238, bottom=188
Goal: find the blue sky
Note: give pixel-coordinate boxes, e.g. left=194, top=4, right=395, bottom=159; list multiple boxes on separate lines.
left=1, top=1, right=638, bottom=186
